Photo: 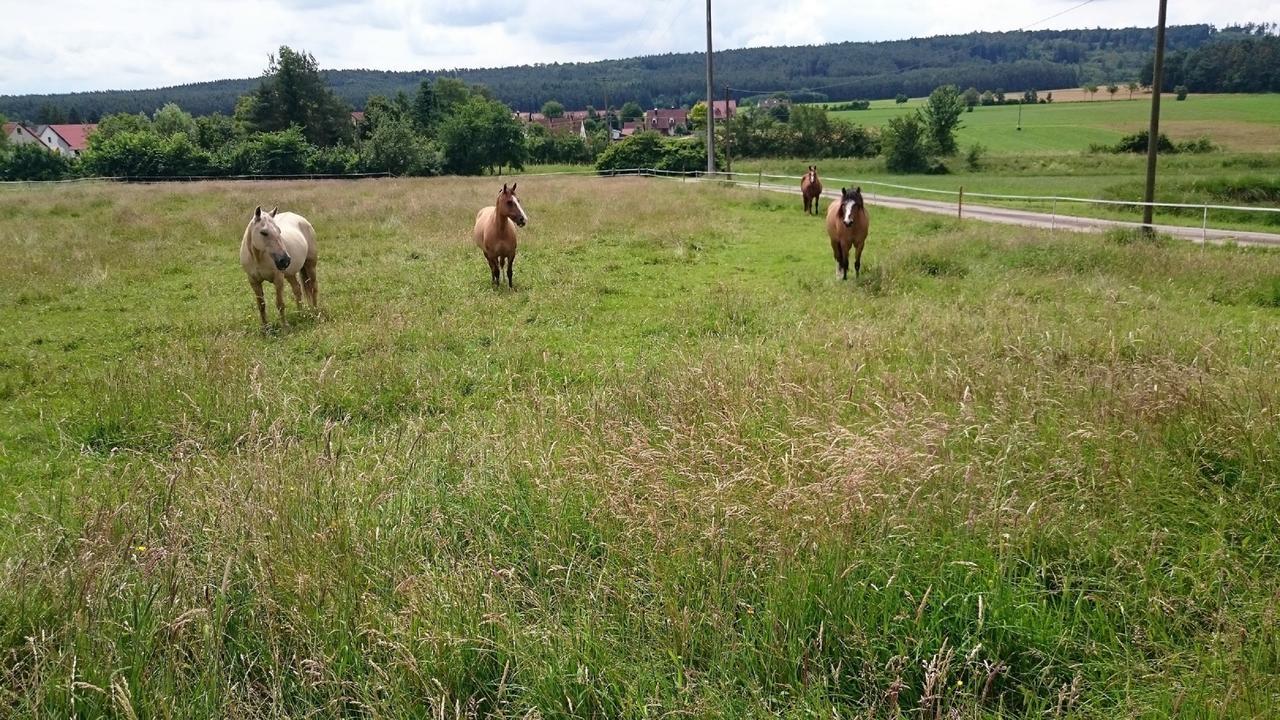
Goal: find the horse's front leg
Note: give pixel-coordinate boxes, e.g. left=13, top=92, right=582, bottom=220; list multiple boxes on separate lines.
left=506, top=252, right=515, bottom=288
left=273, top=275, right=288, bottom=327
left=286, top=274, right=304, bottom=309
left=486, top=253, right=500, bottom=287
left=250, top=279, right=267, bottom=329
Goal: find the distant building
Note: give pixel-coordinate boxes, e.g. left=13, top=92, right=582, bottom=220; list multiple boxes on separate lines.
left=4, top=122, right=95, bottom=156
left=38, top=124, right=96, bottom=156
left=3, top=122, right=46, bottom=148
left=759, top=97, right=791, bottom=109
left=644, top=108, right=688, bottom=135
left=710, top=99, right=737, bottom=119
left=350, top=111, right=365, bottom=125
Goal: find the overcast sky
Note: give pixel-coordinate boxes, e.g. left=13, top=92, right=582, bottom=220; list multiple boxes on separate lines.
left=2, top=0, right=1276, bottom=96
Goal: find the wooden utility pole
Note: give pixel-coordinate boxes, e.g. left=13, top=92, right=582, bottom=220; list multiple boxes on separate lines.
left=704, top=0, right=715, bottom=174
left=603, top=90, right=610, bottom=143
left=1142, top=0, right=1168, bottom=234
left=723, top=85, right=732, bottom=173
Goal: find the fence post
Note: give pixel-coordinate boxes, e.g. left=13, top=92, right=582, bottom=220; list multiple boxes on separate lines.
left=1202, top=205, right=1208, bottom=247
left=1051, top=198, right=1057, bottom=231
left=758, top=169, right=762, bottom=190
left=957, top=186, right=964, bottom=220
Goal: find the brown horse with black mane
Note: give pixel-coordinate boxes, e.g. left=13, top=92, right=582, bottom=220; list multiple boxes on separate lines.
left=800, top=165, right=823, bottom=215
left=826, top=187, right=869, bottom=280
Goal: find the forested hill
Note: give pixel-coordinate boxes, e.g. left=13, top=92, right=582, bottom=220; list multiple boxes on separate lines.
left=0, top=24, right=1252, bottom=120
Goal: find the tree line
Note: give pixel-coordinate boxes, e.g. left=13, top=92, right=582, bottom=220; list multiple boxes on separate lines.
left=1141, top=27, right=1280, bottom=93
left=4, top=24, right=1263, bottom=122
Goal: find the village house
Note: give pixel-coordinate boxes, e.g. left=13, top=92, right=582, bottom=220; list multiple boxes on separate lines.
left=4, top=123, right=96, bottom=157
left=643, top=108, right=689, bottom=136
left=38, top=124, right=96, bottom=157
left=3, top=122, right=47, bottom=148
left=710, top=99, right=737, bottom=119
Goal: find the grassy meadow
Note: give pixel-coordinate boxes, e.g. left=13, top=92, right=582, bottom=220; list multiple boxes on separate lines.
left=2, top=176, right=1280, bottom=718
left=728, top=94, right=1280, bottom=235
left=829, top=93, right=1280, bottom=154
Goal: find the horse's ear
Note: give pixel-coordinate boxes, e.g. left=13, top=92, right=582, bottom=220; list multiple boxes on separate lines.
left=840, top=188, right=848, bottom=197
left=270, top=207, right=278, bottom=217
left=502, top=183, right=508, bottom=194
left=510, top=182, right=517, bottom=193
left=854, top=187, right=861, bottom=194
left=254, top=206, right=262, bottom=220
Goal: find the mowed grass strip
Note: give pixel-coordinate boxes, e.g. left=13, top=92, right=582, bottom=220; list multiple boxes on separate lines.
left=1, top=177, right=1279, bottom=718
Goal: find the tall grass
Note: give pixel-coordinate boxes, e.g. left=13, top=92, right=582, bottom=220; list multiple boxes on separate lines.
left=1, top=178, right=1278, bottom=717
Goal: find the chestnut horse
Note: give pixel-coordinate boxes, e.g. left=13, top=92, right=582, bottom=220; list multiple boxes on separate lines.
left=800, top=165, right=823, bottom=215
left=240, top=206, right=318, bottom=328
left=472, top=183, right=528, bottom=288
left=825, top=187, right=869, bottom=280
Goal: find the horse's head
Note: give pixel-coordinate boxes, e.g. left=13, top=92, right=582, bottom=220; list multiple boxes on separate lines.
left=839, top=187, right=864, bottom=227
left=497, top=183, right=528, bottom=228
left=807, top=165, right=818, bottom=182
left=247, top=206, right=290, bottom=270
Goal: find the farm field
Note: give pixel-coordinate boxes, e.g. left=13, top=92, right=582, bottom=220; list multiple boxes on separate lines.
left=828, top=93, right=1280, bottom=154
left=2, top=176, right=1280, bottom=717
left=731, top=152, right=1280, bottom=234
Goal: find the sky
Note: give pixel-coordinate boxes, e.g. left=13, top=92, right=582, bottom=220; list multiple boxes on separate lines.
left=1, top=0, right=1276, bottom=96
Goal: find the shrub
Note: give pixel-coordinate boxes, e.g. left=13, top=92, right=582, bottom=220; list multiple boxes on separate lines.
left=82, top=131, right=213, bottom=178
left=881, top=112, right=931, bottom=173
left=1174, top=85, right=1189, bottom=100
left=595, top=132, right=666, bottom=172
left=308, top=145, right=359, bottom=175
left=964, top=143, right=986, bottom=171
left=359, top=119, right=442, bottom=176
left=217, top=127, right=311, bottom=176
left=1102, top=130, right=1177, bottom=154
left=0, top=144, right=74, bottom=181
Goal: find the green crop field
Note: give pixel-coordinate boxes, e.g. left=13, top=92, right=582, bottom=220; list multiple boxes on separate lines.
left=829, top=93, right=1280, bottom=154
left=2, top=177, right=1279, bottom=718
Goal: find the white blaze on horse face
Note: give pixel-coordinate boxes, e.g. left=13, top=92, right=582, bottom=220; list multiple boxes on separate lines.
left=512, top=195, right=529, bottom=224
left=843, top=199, right=854, bottom=225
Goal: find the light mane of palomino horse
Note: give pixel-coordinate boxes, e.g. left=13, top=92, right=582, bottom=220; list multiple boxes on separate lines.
left=825, top=187, right=870, bottom=280
left=472, top=183, right=528, bottom=288
left=240, top=205, right=318, bottom=328
left=800, top=165, right=823, bottom=215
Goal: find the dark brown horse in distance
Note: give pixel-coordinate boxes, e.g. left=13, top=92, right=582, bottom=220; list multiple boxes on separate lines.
left=801, top=165, right=823, bottom=215
left=826, top=187, right=870, bottom=280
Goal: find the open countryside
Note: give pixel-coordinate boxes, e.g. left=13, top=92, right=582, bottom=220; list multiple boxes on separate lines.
left=2, top=8, right=1280, bottom=720
left=829, top=92, right=1280, bottom=153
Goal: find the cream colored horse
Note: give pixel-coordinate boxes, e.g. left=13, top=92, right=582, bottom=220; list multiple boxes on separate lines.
left=240, top=206, right=318, bottom=328
left=472, top=183, right=528, bottom=288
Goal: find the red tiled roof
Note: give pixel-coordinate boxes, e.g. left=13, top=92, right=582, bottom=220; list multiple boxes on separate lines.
left=351, top=111, right=365, bottom=123
left=45, top=124, right=97, bottom=151
left=2, top=122, right=17, bottom=135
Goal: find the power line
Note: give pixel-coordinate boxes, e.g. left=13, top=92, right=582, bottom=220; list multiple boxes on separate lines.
left=1018, top=0, right=1098, bottom=31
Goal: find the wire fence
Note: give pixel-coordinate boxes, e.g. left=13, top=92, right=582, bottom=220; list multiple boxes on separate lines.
left=4, top=165, right=1276, bottom=242
left=620, top=167, right=1280, bottom=243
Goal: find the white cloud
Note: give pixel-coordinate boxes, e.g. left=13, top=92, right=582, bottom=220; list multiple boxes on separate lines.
left=1, top=0, right=1276, bottom=95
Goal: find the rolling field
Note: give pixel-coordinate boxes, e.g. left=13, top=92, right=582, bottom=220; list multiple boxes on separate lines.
left=2, top=176, right=1280, bottom=717
left=829, top=93, right=1280, bottom=154
left=731, top=152, right=1280, bottom=234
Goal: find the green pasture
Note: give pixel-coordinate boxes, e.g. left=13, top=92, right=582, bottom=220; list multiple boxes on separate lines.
left=828, top=93, right=1280, bottom=154
left=1, top=177, right=1278, bottom=717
